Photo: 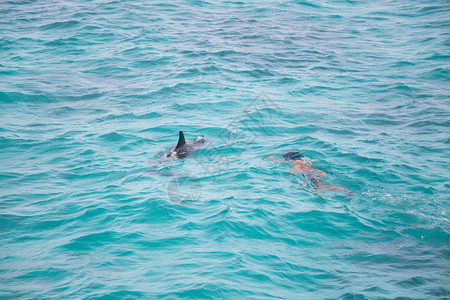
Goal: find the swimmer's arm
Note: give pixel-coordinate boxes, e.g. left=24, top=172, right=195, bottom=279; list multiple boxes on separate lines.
left=311, top=166, right=326, bottom=176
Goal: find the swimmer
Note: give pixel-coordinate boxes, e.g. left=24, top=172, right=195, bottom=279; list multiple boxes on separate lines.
left=268, top=151, right=351, bottom=194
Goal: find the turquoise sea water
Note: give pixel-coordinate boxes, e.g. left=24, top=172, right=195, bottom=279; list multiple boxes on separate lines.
left=1, top=0, right=449, bottom=298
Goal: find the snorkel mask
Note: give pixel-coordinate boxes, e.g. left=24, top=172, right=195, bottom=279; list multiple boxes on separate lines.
left=285, top=152, right=303, bottom=160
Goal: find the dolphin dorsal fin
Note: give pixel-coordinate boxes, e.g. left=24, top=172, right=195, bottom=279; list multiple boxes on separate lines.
left=175, top=131, right=186, bottom=149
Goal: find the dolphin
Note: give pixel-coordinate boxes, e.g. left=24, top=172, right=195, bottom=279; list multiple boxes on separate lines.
left=125, top=131, right=206, bottom=178
left=160, top=131, right=205, bottom=162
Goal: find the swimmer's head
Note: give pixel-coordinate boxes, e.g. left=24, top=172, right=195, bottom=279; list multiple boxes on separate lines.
left=283, top=151, right=303, bottom=160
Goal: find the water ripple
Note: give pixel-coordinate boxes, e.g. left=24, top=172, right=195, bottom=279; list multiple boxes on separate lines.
left=0, top=0, right=449, bottom=298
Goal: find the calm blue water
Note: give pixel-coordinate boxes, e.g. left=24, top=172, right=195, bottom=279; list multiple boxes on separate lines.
left=1, top=0, right=449, bottom=298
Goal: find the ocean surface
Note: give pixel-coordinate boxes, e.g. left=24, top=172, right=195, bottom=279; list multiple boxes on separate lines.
left=1, top=0, right=449, bottom=298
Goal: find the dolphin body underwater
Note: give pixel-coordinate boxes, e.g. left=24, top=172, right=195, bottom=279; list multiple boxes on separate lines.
left=160, top=131, right=205, bottom=161
left=125, top=131, right=206, bottom=177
